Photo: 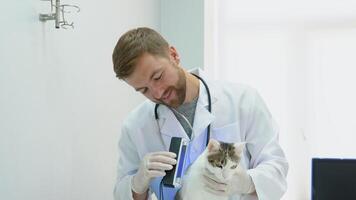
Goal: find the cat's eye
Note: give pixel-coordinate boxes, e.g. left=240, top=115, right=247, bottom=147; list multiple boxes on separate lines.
left=230, top=165, right=237, bottom=169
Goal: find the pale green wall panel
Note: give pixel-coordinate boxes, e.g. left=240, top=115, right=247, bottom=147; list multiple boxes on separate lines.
left=161, top=0, right=204, bottom=70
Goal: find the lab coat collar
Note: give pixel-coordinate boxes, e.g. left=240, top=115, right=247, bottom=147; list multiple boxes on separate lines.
left=156, top=67, right=217, bottom=150
left=190, top=68, right=217, bottom=107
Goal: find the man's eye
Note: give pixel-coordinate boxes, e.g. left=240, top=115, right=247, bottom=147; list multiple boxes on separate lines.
left=230, top=165, right=237, bottom=169
left=154, top=73, right=162, bottom=80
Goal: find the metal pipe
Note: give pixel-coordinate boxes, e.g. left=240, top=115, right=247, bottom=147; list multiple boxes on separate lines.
left=55, top=0, right=60, bottom=28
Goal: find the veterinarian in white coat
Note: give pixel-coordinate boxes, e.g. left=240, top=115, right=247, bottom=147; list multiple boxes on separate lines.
left=112, top=27, right=288, bottom=200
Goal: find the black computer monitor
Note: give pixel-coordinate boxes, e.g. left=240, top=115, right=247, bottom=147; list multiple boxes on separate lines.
left=312, top=158, right=356, bottom=200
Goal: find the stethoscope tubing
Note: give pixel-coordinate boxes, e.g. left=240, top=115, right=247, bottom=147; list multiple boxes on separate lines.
left=154, top=74, right=212, bottom=147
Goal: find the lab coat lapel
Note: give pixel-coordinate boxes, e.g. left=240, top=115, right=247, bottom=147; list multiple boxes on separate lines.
left=192, top=103, right=215, bottom=140
left=191, top=79, right=217, bottom=152
left=156, top=105, right=189, bottom=150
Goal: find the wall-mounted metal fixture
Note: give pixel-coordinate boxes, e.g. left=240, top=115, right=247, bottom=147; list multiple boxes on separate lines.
left=39, top=0, right=80, bottom=29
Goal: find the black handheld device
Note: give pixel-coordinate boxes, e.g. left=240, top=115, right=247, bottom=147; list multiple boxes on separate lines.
left=162, top=137, right=188, bottom=188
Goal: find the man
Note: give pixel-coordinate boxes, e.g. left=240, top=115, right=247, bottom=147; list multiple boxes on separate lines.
left=112, top=27, right=288, bottom=200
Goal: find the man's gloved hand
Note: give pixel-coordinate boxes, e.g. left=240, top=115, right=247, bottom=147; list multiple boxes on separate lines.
left=203, top=166, right=255, bottom=196
left=131, top=151, right=177, bottom=194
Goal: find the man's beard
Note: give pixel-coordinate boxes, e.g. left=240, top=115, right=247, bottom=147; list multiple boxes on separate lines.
left=160, top=67, right=186, bottom=108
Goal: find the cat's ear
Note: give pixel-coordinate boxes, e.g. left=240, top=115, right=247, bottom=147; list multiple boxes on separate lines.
left=207, top=138, right=220, bottom=152
left=234, top=142, right=246, bottom=155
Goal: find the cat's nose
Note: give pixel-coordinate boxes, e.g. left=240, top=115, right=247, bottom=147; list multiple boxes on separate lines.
left=222, top=172, right=227, bottom=179
left=222, top=172, right=230, bottom=179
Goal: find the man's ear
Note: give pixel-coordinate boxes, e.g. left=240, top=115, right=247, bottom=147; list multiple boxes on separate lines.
left=169, top=46, right=180, bottom=64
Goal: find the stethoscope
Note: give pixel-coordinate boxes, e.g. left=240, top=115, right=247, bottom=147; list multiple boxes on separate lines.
left=154, top=73, right=212, bottom=146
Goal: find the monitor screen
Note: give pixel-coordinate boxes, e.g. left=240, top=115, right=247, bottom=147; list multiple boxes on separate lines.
left=312, top=158, right=356, bottom=200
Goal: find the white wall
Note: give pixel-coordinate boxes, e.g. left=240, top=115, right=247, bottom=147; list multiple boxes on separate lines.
left=206, top=0, right=356, bottom=199
left=0, top=0, right=160, bottom=199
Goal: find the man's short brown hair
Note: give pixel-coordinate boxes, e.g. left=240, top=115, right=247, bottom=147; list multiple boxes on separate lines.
left=112, top=27, right=170, bottom=79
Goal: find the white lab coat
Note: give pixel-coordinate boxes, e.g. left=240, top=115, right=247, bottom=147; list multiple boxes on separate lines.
left=114, top=70, right=288, bottom=200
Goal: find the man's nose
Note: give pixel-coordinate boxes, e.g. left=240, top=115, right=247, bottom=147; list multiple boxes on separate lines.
left=151, top=86, right=164, bottom=100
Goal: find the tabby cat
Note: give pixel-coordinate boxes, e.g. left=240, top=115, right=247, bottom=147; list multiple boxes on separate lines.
left=175, top=138, right=245, bottom=200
